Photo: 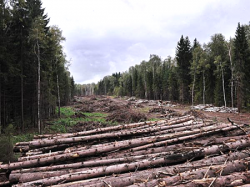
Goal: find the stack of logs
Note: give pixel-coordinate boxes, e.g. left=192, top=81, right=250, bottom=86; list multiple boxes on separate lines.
left=1, top=115, right=250, bottom=186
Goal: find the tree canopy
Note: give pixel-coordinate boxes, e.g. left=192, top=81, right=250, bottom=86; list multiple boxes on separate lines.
left=0, top=0, right=75, bottom=133
left=78, top=22, right=250, bottom=113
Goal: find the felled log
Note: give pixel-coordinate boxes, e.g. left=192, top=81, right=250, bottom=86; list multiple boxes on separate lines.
left=11, top=151, right=170, bottom=174
left=18, top=117, right=195, bottom=150
left=11, top=138, right=250, bottom=186
left=130, top=123, right=240, bottom=151
left=105, top=133, right=248, bottom=159
left=17, top=120, right=198, bottom=160
left=32, top=115, right=194, bottom=140
left=48, top=151, right=250, bottom=187
left=2, top=122, right=244, bottom=171
left=0, top=181, right=10, bottom=187
left=127, top=159, right=250, bottom=187
left=14, top=122, right=233, bottom=164
left=174, top=171, right=250, bottom=187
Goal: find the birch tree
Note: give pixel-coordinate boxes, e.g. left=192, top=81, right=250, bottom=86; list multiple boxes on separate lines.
left=214, top=55, right=227, bottom=107
left=226, top=39, right=235, bottom=107
left=29, top=16, right=46, bottom=134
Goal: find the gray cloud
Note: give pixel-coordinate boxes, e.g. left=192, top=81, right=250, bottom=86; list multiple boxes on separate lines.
left=42, top=0, right=250, bottom=84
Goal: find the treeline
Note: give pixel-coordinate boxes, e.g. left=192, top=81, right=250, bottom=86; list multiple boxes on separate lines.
left=78, top=23, right=250, bottom=112
left=0, top=0, right=75, bottom=133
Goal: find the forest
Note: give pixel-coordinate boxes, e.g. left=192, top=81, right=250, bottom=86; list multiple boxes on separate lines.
left=78, top=22, right=250, bottom=112
left=1, top=0, right=250, bottom=135
left=0, top=0, right=75, bottom=134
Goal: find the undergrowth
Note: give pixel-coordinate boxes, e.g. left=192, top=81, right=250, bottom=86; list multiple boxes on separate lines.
left=46, top=107, right=116, bottom=133
left=0, top=106, right=117, bottom=162
left=0, top=124, right=35, bottom=163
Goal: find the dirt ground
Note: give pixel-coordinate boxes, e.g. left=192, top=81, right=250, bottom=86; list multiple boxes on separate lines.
left=72, top=95, right=250, bottom=125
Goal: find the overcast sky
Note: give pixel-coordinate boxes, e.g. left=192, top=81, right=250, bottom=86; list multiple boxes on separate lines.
left=42, top=0, right=250, bottom=84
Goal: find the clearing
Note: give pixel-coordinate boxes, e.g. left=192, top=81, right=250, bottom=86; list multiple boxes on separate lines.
left=0, top=95, right=250, bottom=187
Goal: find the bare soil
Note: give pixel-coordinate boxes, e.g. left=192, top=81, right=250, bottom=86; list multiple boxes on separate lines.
left=72, top=95, right=250, bottom=125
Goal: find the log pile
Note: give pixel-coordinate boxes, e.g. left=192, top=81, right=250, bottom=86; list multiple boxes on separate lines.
left=1, top=115, right=250, bottom=186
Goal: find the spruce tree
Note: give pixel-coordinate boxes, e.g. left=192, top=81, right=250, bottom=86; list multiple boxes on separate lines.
left=176, top=35, right=192, bottom=103
left=234, top=23, right=250, bottom=112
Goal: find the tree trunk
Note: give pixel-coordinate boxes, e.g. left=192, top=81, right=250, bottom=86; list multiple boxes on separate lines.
left=192, top=69, right=196, bottom=106
left=220, top=61, right=227, bottom=107
left=21, top=65, right=24, bottom=132
left=237, top=75, right=242, bottom=113
left=20, top=28, right=24, bottom=132
left=56, top=73, right=60, bottom=118
left=0, top=64, right=1, bottom=134
left=228, top=40, right=234, bottom=108
left=192, top=54, right=197, bottom=106
left=37, top=38, right=41, bottom=134
left=203, top=70, right=205, bottom=104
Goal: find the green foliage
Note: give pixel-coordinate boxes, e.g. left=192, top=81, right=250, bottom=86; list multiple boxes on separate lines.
left=12, top=133, right=35, bottom=145
left=56, top=107, right=75, bottom=117
left=46, top=107, right=112, bottom=133
left=234, top=23, right=250, bottom=111
left=0, top=0, right=75, bottom=134
left=0, top=124, right=35, bottom=163
left=176, top=35, right=192, bottom=103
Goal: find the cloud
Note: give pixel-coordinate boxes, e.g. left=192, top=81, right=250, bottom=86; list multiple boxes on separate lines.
left=42, top=0, right=250, bottom=84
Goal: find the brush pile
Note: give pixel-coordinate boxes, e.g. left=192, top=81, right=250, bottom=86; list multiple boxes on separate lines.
left=1, top=115, right=250, bottom=187
left=192, top=104, right=238, bottom=113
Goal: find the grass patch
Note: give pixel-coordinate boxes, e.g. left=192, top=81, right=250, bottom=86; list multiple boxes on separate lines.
left=12, top=133, right=36, bottom=145
left=148, top=118, right=158, bottom=121
left=56, top=107, right=75, bottom=117
left=0, top=124, right=36, bottom=163
left=46, top=107, right=115, bottom=133
left=138, top=107, right=151, bottom=113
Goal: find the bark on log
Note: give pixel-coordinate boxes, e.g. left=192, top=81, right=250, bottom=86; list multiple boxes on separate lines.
left=30, top=122, right=232, bottom=153
left=18, top=120, right=204, bottom=160
left=127, top=159, right=250, bottom=187
left=11, top=152, right=171, bottom=174
left=0, top=181, right=10, bottom=187
left=11, top=138, right=250, bottom=186
left=49, top=151, right=250, bottom=187
left=130, top=123, right=239, bottom=151
left=104, top=133, right=247, bottom=159
left=33, top=115, right=194, bottom=140
left=19, top=118, right=196, bottom=150
left=1, top=123, right=243, bottom=171
left=18, top=119, right=196, bottom=158
left=174, top=171, right=250, bottom=187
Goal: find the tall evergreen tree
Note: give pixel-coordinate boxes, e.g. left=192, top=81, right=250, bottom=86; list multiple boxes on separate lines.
left=234, top=23, right=250, bottom=112
left=176, top=35, right=192, bottom=103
